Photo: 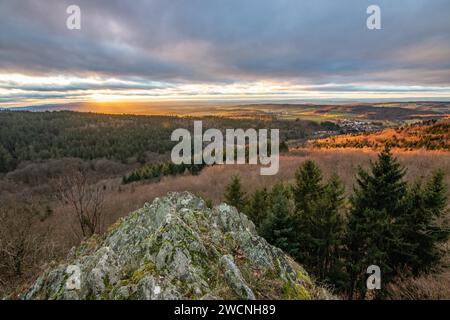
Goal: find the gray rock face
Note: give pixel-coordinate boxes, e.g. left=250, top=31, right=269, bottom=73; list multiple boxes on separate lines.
left=219, top=255, right=255, bottom=300
left=23, top=192, right=332, bottom=300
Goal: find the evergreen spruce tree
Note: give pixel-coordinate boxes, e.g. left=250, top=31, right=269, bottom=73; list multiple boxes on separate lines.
left=224, top=175, right=247, bottom=212
left=0, top=145, right=13, bottom=173
left=346, top=146, right=409, bottom=299
left=245, top=188, right=269, bottom=230
left=260, top=183, right=298, bottom=256
left=293, top=160, right=323, bottom=213
left=403, top=170, right=449, bottom=274
left=279, top=141, right=289, bottom=153
left=317, top=174, right=348, bottom=289
left=293, top=162, right=347, bottom=290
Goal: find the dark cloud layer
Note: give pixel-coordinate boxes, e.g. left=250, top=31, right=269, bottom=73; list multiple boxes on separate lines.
left=0, top=0, right=449, bottom=104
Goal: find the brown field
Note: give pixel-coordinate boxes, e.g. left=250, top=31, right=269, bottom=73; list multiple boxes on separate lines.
left=46, top=148, right=450, bottom=244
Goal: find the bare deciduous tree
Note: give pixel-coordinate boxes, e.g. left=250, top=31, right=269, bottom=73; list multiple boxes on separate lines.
left=56, top=169, right=105, bottom=238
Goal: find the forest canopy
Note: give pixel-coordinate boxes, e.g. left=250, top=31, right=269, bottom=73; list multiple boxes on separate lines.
left=0, top=110, right=328, bottom=173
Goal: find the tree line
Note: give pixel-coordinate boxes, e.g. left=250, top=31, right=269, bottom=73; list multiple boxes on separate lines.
left=224, top=147, right=449, bottom=299
left=122, top=142, right=289, bottom=184
left=122, top=161, right=206, bottom=184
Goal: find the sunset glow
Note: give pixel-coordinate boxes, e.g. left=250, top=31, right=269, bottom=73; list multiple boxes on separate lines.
left=1, top=0, right=449, bottom=109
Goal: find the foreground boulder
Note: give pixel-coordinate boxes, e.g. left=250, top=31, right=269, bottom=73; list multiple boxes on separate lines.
left=23, top=192, right=333, bottom=300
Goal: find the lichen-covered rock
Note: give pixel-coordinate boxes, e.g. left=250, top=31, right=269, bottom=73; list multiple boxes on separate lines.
left=22, top=192, right=333, bottom=300
left=219, top=255, right=255, bottom=300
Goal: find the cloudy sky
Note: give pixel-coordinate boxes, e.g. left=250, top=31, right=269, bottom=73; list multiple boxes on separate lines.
left=1, top=0, right=449, bottom=107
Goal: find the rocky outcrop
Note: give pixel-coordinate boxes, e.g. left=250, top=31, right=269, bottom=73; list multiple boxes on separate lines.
left=23, top=192, right=333, bottom=300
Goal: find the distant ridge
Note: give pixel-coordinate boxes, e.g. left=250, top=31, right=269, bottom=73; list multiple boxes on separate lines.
left=2, top=101, right=449, bottom=121
left=2, top=103, right=83, bottom=112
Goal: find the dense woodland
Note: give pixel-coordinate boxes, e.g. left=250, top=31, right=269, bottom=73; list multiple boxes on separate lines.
left=0, top=110, right=331, bottom=173
left=224, top=148, right=449, bottom=299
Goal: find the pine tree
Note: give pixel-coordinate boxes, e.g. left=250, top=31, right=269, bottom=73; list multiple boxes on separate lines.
left=0, top=145, right=13, bottom=173
left=279, top=141, right=289, bottom=153
left=260, top=183, right=298, bottom=256
left=317, top=174, right=348, bottom=289
left=245, top=188, right=269, bottom=230
left=293, top=160, right=323, bottom=213
left=403, top=170, right=449, bottom=274
left=293, top=162, right=348, bottom=290
left=224, top=175, right=247, bottom=212
left=346, top=146, right=409, bottom=299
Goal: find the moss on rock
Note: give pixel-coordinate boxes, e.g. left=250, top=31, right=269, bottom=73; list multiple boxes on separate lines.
left=22, top=192, right=332, bottom=300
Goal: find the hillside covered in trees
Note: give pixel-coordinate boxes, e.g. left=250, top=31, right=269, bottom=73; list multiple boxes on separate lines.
left=0, top=110, right=331, bottom=173
left=311, top=119, right=450, bottom=151
left=223, top=148, right=449, bottom=299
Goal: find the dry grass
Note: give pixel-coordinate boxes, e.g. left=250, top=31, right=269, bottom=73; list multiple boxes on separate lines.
left=43, top=148, right=450, bottom=248
left=94, top=148, right=450, bottom=226
left=387, top=270, right=450, bottom=300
